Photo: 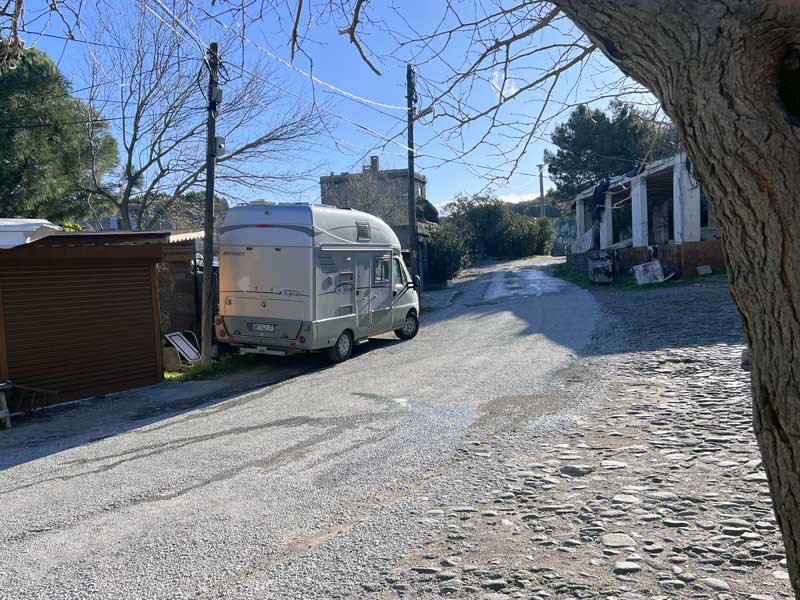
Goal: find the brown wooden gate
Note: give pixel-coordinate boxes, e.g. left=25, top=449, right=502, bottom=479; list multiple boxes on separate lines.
left=0, top=242, right=164, bottom=408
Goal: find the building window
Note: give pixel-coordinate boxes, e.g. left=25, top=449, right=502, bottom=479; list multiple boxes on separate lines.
left=356, top=221, right=371, bottom=241
left=374, top=256, right=390, bottom=284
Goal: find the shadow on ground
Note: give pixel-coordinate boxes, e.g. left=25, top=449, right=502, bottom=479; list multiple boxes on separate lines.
left=0, top=260, right=742, bottom=471
left=0, top=338, right=401, bottom=471
left=423, top=261, right=743, bottom=357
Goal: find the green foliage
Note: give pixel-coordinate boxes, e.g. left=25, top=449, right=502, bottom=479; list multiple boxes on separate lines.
left=534, top=217, right=556, bottom=255
left=60, top=221, right=84, bottom=232
left=549, top=264, right=593, bottom=289
left=416, top=196, right=439, bottom=223
left=509, top=190, right=562, bottom=219
left=426, top=221, right=471, bottom=283
left=0, top=47, right=118, bottom=222
left=127, top=190, right=230, bottom=230
left=544, top=101, right=676, bottom=211
left=441, top=193, right=557, bottom=259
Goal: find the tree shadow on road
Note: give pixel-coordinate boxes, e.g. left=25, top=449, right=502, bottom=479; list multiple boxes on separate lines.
left=0, top=338, right=402, bottom=471
left=421, top=261, right=745, bottom=358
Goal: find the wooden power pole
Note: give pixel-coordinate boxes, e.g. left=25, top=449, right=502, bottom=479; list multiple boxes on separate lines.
left=200, top=42, right=220, bottom=369
left=406, top=64, right=418, bottom=279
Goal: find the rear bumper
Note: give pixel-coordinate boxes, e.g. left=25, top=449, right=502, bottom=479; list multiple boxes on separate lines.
left=219, top=315, right=313, bottom=352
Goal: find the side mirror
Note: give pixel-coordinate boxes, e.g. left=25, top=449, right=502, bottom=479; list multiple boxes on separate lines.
left=413, top=275, right=421, bottom=290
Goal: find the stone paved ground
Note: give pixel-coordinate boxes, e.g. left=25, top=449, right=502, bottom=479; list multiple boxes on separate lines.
left=385, top=276, right=793, bottom=600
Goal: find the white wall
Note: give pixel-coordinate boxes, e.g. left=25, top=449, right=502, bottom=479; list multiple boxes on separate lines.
left=632, top=178, right=648, bottom=247
left=673, top=152, right=702, bottom=243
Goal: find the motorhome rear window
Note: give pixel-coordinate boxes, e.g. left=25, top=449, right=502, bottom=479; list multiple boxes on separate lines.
left=356, top=221, right=371, bottom=241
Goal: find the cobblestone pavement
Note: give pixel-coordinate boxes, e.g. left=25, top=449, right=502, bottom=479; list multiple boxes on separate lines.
left=385, top=276, right=793, bottom=600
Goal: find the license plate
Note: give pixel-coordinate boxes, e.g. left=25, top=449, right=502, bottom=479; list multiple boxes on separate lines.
left=249, top=323, right=276, bottom=332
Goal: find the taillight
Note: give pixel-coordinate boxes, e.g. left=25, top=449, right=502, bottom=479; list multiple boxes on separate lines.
left=299, top=336, right=306, bottom=344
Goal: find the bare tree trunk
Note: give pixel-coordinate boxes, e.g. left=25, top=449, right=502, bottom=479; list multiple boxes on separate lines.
left=118, top=201, right=132, bottom=231
left=555, top=0, right=800, bottom=593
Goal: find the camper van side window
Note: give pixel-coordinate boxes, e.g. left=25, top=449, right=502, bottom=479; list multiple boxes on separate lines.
left=373, top=256, right=391, bottom=284
left=356, top=221, right=371, bottom=241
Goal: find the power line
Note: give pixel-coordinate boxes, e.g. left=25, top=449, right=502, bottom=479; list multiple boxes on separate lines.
left=130, top=1, right=411, bottom=154
left=21, top=28, right=204, bottom=60
left=134, top=4, right=418, bottom=156
left=2, top=44, right=200, bottom=109
left=224, top=62, right=413, bottom=152
left=22, top=29, right=144, bottom=53
left=144, top=0, right=207, bottom=53
left=125, top=4, right=546, bottom=190
left=193, top=6, right=410, bottom=113
left=0, top=108, right=204, bottom=131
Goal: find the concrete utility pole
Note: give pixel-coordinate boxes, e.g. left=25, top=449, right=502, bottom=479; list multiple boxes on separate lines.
left=200, top=42, right=220, bottom=369
left=406, top=64, right=418, bottom=279
left=538, top=163, right=546, bottom=218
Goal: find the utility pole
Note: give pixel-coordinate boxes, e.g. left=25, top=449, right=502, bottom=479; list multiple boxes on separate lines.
left=406, top=63, right=418, bottom=280
left=200, top=42, right=220, bottom=369
left=538, top=163, right=546, bottom=218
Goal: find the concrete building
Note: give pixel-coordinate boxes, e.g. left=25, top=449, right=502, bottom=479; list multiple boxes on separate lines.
left=574, top=151, right=718, bottom=252
left=319, top=156, right=428, bottom=249
left=571, top=151, right=725, bottom=277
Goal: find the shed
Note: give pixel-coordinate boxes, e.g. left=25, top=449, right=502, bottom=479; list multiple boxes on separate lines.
left=0, top=229, right=203, bottom=410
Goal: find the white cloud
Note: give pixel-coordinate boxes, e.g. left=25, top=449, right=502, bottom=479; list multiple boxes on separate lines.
left=498, top=193, right=539, bottom=204
left=490, top=69, right=520, bottom=100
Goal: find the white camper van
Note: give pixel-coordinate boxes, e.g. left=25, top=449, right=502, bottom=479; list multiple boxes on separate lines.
left=216, top=203, right=421, bottom=362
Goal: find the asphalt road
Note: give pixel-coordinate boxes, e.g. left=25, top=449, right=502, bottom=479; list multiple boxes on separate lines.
left=0, top=257, right=600, bottom=600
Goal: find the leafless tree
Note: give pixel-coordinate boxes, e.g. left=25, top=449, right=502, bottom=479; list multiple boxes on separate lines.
left=78, top=2, right=323, bottom=230
left=325, top=167, right=404, bottom=224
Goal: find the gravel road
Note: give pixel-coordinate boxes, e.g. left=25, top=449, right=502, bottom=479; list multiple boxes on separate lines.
left=0, top=257, right=601, bottom=599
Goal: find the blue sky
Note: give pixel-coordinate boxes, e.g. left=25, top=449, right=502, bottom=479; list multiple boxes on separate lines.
left=26, top=1, right=628, bottom=208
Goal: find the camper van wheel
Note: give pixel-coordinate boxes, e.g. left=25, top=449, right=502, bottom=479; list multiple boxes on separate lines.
left=327, top=331, right=353, bottom=363
left=395, top=312, right=419, bottom=340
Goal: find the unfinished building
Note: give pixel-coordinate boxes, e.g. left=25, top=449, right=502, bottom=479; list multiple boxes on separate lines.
left=571, top=151, right=725, bottom=277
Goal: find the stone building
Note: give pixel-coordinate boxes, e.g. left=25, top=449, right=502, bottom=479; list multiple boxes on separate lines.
left=319, top=156, right=428, bottom=238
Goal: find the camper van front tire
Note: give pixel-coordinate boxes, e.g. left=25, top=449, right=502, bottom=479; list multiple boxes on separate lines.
left=395, top=312, right=419, bottom=340
left=327, top=331, right=353, bottom=363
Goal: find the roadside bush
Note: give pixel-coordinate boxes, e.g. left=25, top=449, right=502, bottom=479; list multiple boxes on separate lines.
left=425, top=222, right=471, bottom=283
left=439, top=192, right=557, bottom=259
left=534, top=217, right=556, bottom=255
left=494, top=212, right=538, bottom=258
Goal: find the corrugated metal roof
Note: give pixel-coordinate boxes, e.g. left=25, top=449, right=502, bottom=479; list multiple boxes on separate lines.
left=3, top=229, right=204, bottom=249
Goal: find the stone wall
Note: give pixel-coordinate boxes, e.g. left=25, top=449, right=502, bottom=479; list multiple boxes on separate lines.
left=157, top=241, right=198, bottom=334
left=678, top=239, right=727, bottom=274
left=552, top=217, right=576, bottom=257
left=319, top=161, right=427, bottom=229
left=566, top=251, right=589, bottom=274
left=615, top=239, right=726, bottom=278
left=566, top=239, right=726, bottom=280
